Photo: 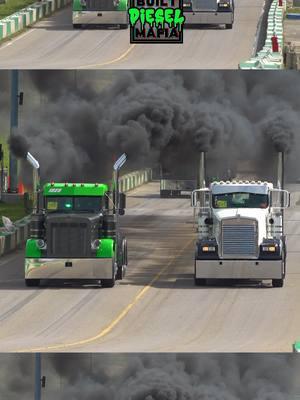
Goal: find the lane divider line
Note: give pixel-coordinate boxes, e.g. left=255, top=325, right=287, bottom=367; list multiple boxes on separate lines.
left=78, top=44, right=136, bottom=69
left=17, top=238, right=194, bottom=352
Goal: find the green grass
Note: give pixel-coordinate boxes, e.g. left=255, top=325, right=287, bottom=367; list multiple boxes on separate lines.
left=0, top=0, right=36, bottom=19
left=286, top=6, right=300, bottom=13
left=0, top=200, right=27, bottom=226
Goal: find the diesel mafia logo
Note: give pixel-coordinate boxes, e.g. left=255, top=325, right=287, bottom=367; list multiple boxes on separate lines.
left=129, top=0, right=185, bottom=43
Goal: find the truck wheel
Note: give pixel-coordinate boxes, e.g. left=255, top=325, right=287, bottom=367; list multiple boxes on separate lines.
left=195, top=278, right=206, bottom=286
left=73, top=24, right=82, bottom=29
left=225, top=23, right=233, bottom=29
left=272, top=278, right=284, bottom=288
left=101, top=278, right=115, bottom=288
left=116, top=238, right=127, bottom=280
left=25, top=279, right=40, bottom=287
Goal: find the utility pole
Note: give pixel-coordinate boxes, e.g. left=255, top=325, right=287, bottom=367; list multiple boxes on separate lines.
left=35, top=353, right=41, bottom=400
left=35, top=353, right=46, bottom=400
left=9, top=70, right=19, bottom=193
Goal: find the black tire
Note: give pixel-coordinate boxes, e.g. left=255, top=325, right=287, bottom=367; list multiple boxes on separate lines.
left=272, top=278, right=284, bottom=288
left=225, top=23, right=233, bottom=29
left=73, top=24, right=82, bottom=29
left=119, top=24, right=128, bottom=29
left=116, top=238, right=127, bottom=280
left=101, top=277, right=115, bottom=288
left=195, top=278, right=206, bottom=286
left=25, top=279, right=40, bottom=287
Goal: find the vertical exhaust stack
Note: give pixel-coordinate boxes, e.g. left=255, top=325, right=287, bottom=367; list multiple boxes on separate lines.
left=26, top=152, right=40, bottom=213
left=277, top=151, right=285, bottom=190
left=113, top=153, right=127, bottom=214
left=198, top=151, right=206, bottom=189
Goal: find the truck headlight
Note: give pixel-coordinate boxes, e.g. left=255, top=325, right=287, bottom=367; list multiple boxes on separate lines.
left=37, top=239, right=47, bottom=249
left=262, top=245, right=276, bottom=252
left=202, top=246, right=216, bottom=252
left=91, top=239, right=101, bottom=250
left=218, top=1, right=230, bottom=7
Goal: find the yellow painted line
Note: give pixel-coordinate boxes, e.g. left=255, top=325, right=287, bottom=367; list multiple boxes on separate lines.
left=17, top=239, right=193, bottom=352
left=78, top=44, right=136, bottom=69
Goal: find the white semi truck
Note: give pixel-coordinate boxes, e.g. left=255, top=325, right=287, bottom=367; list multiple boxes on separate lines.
left=183, top=0, right=234, bottom=29
left=192, top=152, right=290, bottom=287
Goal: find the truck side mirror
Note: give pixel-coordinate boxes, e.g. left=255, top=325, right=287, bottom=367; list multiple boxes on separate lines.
left=119, top=192, right=126, bottom=215
left=270, top=189, right=290, bottom=209
left=191, top=188, right=211, bottom=209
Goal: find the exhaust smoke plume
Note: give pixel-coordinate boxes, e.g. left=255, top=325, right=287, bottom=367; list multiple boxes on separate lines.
left=0, top=353, right=298, bottom=400
left=1, top=71, right=300, bottom=183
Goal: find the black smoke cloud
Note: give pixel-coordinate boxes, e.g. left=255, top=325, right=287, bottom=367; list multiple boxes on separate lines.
left=0, top=354, right=299, bottom=400
left=2, top=71, right=300, bottom=183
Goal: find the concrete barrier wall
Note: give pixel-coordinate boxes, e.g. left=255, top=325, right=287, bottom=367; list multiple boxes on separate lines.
left=239, top=0, right=285, bottom=69
left=0, top=169, right=152, bottom=257
left=0, top=215, right=30, bottom=257
left=0, top=0, right=71, bottom=41
left=119, top=168, right=152, bottom=193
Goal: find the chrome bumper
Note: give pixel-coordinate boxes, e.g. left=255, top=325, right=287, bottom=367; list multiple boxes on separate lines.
left=25, top=258, right=114, bottom=280
left=195, top=259, right=283, bottom=279
left=73, top=11, right=128, bottom=25
left=184, top=11, right=233, bottom=24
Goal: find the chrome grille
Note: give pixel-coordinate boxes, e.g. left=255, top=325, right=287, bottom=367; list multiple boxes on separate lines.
left=221, top=219, right=258, bottom=258
left=47, top=222, right=89, bottom=258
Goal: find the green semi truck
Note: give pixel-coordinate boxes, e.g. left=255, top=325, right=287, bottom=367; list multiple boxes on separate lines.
left=25, top=153, right=127, bottom=288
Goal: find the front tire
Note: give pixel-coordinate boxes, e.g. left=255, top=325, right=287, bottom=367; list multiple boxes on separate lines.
left=25, top=279, right=40, bottom=287
left=195, top=278, right=206, bottom=286
left=101, top=277, right=115, bottom=288
left=116, top=238, right=127, bottom=280
left=272, top=278, right=284, bottom=288
left=73, top=24, right=82, bottom=29
left=225, top=23, right=233, bottom=29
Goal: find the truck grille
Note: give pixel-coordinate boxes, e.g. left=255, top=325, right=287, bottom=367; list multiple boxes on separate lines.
left=189, top=0, right=218, bottom=11
left=85, top=0, right=116, bottom=11
left=48, top=222, right=89, bottom=258
left=221, top=219, right=258, bottom=258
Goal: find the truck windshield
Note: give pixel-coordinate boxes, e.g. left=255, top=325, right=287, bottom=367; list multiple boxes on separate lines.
left=46, top=197, right=103, bottom=213
left=212, top=192, right=268, bottom=209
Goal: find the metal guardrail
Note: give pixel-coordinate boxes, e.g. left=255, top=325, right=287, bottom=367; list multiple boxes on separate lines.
left=239, top=0, right=285, bottom=69
left=0, top=0, right=72, bottom=41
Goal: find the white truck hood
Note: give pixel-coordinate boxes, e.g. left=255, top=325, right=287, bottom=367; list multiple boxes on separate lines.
left=213, top=208, right=268, bottom=244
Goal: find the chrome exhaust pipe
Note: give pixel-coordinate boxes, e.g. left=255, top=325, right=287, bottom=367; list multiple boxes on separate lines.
left=198, top=152, right=206, bottom=189
left=277, top=151, right=284, bottom=190
left=26, top=152, right=40, bottom=213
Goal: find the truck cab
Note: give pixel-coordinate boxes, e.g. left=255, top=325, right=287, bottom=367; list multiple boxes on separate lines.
left=192, top=180, right=290, bottom=287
